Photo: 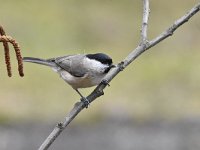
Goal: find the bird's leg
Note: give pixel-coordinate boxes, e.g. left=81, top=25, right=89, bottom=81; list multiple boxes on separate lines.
left=75, top=89, right=90, bottom=108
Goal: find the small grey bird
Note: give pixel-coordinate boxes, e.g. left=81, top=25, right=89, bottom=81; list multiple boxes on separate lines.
left=23, top=53, right=114, bottom=107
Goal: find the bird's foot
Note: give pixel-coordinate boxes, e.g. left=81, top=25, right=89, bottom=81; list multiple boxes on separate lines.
left=101, top=79, right=110, bottom=86
left=81, top=97, right=90, bottom=108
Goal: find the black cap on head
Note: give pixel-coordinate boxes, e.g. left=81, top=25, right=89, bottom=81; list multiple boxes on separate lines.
left=86, top=53, right=112, bottom=66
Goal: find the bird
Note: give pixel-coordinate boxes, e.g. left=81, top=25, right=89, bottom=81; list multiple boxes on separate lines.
left=23, top=53, right=114, bottom=107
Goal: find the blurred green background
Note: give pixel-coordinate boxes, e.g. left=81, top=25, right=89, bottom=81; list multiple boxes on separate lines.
left=0, top=0, right=200, bottom=124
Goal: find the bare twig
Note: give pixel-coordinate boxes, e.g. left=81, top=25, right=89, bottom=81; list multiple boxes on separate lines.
left=123, top=2, right=200, bottom=68
left=38, top=2, right=200, bottom=150
left=140, top=0, right=150, bottom=43
left=0, top=34, right=24, bottom=77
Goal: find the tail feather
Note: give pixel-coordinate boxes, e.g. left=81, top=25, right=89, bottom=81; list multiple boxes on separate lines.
left=23, top=57, right=56, bottom=67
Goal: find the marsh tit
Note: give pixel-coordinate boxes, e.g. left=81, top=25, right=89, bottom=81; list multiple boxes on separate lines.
left=23, top=53, right=114, bottom=107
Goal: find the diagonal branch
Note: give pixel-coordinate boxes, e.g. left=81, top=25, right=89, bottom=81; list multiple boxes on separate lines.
left=38, top=2, right=200, bottom=150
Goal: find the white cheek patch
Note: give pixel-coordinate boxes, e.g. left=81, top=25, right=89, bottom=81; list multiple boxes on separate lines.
left=84, top=57, right=108, bottom=73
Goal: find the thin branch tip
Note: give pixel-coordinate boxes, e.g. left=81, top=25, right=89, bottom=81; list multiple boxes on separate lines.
left=141, top=0, right=150, bottom=43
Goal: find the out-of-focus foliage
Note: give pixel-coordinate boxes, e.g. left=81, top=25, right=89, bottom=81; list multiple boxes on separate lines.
left=0, top=0, right=200, bottom=123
